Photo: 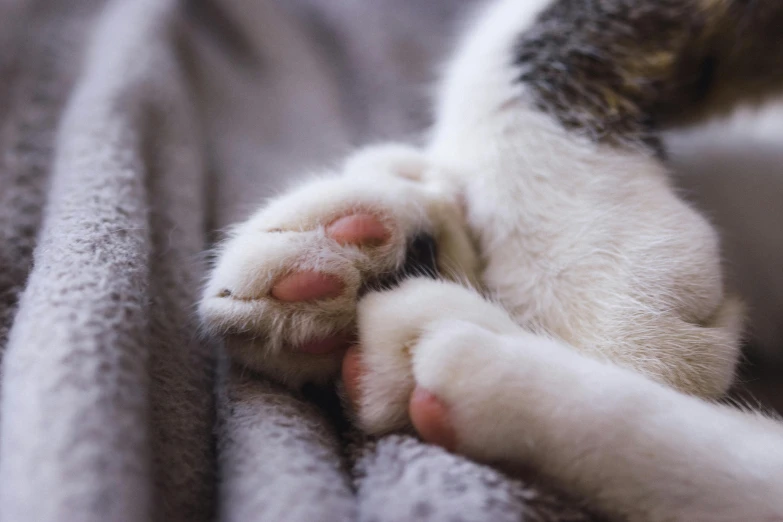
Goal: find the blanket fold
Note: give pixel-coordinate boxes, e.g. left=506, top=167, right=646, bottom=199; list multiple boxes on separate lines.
left=3, top=0, right=777, bottom=521
left=0, top=1, right=602, bottom=520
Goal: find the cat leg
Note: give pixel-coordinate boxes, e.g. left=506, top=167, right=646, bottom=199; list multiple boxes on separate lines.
left=413, top=321, right=783, bottom=522
left=347, top=278, right=783, bottom=522
left=423, top=0, right=763, bottom=400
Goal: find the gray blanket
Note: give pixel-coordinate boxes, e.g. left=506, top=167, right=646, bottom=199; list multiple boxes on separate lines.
left=1, top=0, right=781, bottom=521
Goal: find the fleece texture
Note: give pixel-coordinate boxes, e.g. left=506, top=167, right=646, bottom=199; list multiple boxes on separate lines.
left=0, top=0, right=779, bottom=521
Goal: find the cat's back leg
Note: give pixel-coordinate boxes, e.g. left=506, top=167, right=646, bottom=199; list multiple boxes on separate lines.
left=421, top=0, right=783, bottom=398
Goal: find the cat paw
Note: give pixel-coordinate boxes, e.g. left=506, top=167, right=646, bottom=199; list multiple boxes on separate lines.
left=344, top=278, right=522, bottom=435
left=199, top=144, right=479, bottom=387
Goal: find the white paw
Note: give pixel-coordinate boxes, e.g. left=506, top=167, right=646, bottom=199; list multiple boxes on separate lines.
left=352, top=278, right=580, bottom=464
left=350, top=278, right=521, bottom=435
left=199, top=144, right=479, bottom=387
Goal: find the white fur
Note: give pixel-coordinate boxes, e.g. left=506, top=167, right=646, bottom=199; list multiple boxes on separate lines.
left=200, top=144, right=479, bottom=386
left=355, top=278, right=783, bottom=522
left=200, top=0, right=783, bottom=519
left=426, top=0, right=743, bottom=398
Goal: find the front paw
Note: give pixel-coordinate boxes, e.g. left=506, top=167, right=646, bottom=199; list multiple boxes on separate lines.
left=199, top=145, right=479, bottom=387
left=347, top=278, right=520, bottom=435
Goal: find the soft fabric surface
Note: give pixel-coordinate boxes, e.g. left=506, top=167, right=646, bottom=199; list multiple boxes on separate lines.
left=0, top=0, right=779, bottom=521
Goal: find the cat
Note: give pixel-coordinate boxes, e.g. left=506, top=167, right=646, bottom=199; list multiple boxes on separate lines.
left=199, top=0, right=783, bottom=520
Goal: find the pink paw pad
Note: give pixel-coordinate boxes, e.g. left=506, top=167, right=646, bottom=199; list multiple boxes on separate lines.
left=409, top=388, right=457, bottom=452
left=271, top=271, right=345, bottom=302
left=270, top=214, right=389, bottom=303
left=326, top=213, right=389, bottom=247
